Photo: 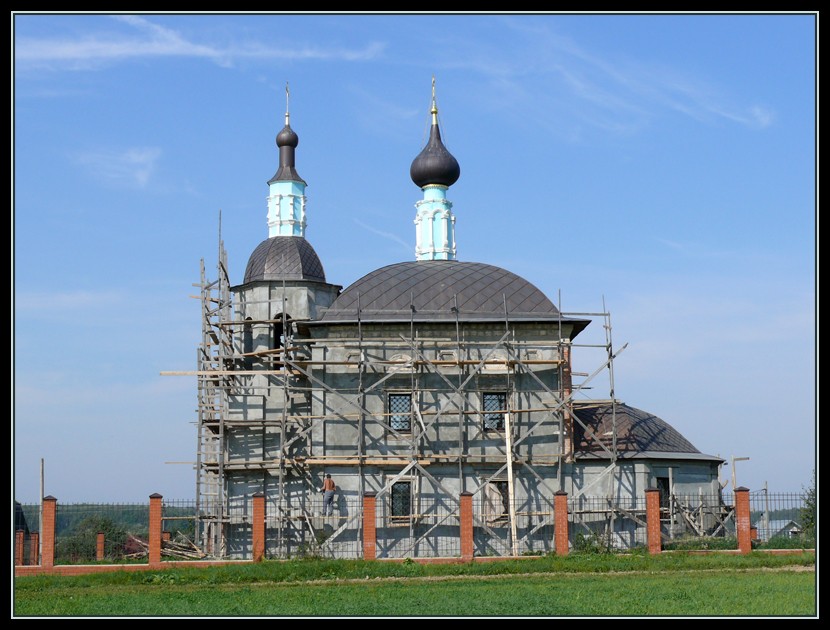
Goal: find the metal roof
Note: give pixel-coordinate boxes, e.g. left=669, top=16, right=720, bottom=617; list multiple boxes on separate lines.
left=317, top=260, right=587, bottom=327
left=242, top=236, right=326, bottom=284
left=410, top=122, right=460, bottom=188
left=268, top=123, right=306, bottom=185
left=573, top=401, right=722, bottom=459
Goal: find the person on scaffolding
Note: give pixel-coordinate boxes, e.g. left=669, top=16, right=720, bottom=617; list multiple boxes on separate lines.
left=321, top=473, right=337, bottom=516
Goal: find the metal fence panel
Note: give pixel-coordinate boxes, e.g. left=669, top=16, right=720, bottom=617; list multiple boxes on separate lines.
left=15, top=489, right=812, bottom=564
left=749, top=491, right=812, bottom=545
left=377, top=493, right=460, bottom=559
left=266, top=494, right=363, bottom=559
left=568, top=495, right=648, bottom=551
left=15, top=503, right=40, bottom=566
left=15, top=503, right=40, bottom=534
left=664, top=494, right=737, bottom=541
left=53, top=502, right=150, bottom=563
left=472, top=495, right=555, bottom=557
left=161, top=499, right=205, bottom=560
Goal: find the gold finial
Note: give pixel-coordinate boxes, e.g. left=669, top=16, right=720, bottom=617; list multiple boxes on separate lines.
left=431, top=75, right=438, bottom=124
left=285, top=82, right=290, bottom=126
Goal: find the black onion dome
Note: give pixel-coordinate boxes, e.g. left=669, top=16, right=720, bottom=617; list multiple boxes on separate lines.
left=243, top=236, right=326, bottom=283
left=276, top=124, right=299, bottom=148
left=269, top=123, right=306, bottom=185
left=410, top=123, right=460, bottom=188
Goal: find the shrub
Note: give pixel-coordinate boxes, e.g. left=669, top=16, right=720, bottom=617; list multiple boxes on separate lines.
left=800, top=470, right=816, bottom=541
left=572, top=531, right=612, bottom=554
left=756, top=534, right=814, bottom=550
left=663, top=536, right=738, bottom=551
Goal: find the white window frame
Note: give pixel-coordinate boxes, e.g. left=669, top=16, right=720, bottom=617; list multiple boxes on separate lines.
left=481, top=478, right=511, bottom=524
left=387, top=475, right=420, bottom=526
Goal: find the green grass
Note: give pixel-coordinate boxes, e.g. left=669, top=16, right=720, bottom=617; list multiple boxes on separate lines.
left=14, top=552, right=816, bottom=617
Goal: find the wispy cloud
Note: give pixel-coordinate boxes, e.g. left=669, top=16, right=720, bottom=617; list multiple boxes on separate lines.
left=230, top=39, right=386, bottom=63
left=655, top=238, right=738, bottom=260
left=15, top=15, right=385, bottom=71
left=353, top=218, right=411, bottom=253
left=644, top=70, right=774, bottom=130
left=432, top=17, right=775, bottom=136
left=72, top=146, right=162, bottom=187
left=347, top=85, right=421, bottom=139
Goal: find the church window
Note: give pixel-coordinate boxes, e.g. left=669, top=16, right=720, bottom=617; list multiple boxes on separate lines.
left=483, top=392, right=507, bottom=431
left=388, top=393, right=412, bottom=433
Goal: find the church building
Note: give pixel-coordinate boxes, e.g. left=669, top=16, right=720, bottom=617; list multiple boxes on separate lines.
left=192, top=85, right=725, bottom=559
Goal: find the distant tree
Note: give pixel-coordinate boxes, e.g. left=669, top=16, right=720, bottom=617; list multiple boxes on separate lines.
left=800, top=469, right=816, bottom=541
left=55, top=515, right=129, bottom=562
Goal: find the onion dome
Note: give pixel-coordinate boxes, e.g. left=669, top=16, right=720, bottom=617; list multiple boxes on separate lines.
left=410, top=84, right=460, bottom=188
left=269, top=108, right=305, bottom=185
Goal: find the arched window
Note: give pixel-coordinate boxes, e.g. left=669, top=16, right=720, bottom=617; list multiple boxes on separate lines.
left=242, top=318, right=253, bottom=371
left=273, top=314, right=285, bottom=351
left=272, top=313, right=291, bottom=367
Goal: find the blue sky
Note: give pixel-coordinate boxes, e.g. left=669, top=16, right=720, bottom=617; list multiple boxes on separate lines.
left=13, top=13, right=816, bottom=502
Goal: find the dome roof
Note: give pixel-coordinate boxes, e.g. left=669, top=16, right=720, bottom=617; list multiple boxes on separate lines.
left=410, top=122, right=460, bottom=188
left=242, top=236, right=326, bottom=283
left=319, top=260, right=586, bottom=326
left=573, top=402, right=721, bottom=460
left=276, top=123, right=299, bottom=148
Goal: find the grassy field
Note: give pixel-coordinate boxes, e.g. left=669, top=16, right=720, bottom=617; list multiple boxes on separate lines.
left=14, top=551, right=816, bottom=617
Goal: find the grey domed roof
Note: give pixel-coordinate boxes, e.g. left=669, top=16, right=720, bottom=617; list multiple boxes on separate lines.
left=243, top=236, right=326, bottom=283
left=319, top=260, right=586, bottom=328
left=573, top=402, right=721, bottom=460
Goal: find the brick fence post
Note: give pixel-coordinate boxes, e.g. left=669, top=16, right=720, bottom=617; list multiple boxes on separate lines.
left=252, top=492, right=266, bottom=562
left=645, top=488, right=662, bottom=554
left=735, top=487, right=752, bottom=554
left=460, top=492, right=473, bottom=561
left=96, top=532, right=106, bottom=561
left=363, top=493, right=377, bottom=560
left=29, top=532, right=39, bottom=566
left=41, top=496, right=57, bottom=568
left=554, top=491, right=569, bottom=556
left=149, top=493, right=163, bottom=566
left=15, top=530, right=24, bottom=566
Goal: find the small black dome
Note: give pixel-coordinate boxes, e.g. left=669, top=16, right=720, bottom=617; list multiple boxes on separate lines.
left=269, top=122, right=306, bottom=185
left=410, top=123, right=460, bottom=188
left=276, top=124, right=299, bottom=148
left=243, top=236, right=326, bottom=283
